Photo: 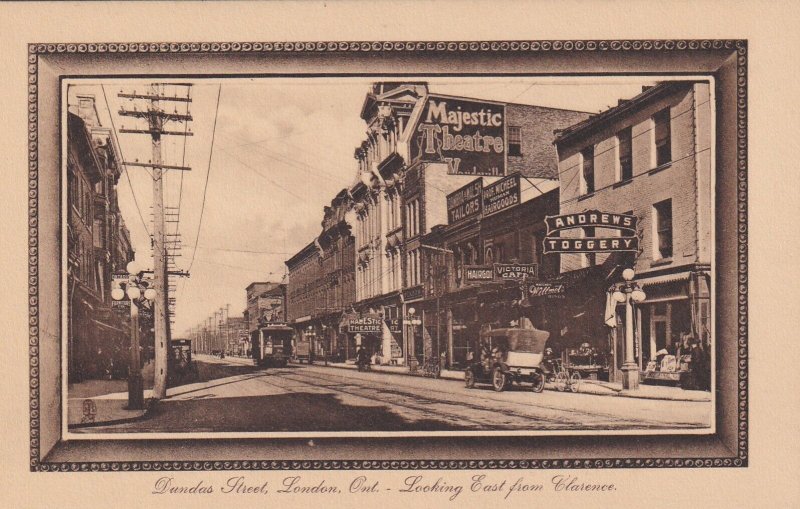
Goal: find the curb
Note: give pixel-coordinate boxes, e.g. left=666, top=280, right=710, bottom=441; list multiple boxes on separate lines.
left=67, top=398, right=156, bottom=429
left=309, top=362, right=709, bottom=402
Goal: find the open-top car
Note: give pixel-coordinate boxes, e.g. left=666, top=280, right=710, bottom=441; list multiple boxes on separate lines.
left=464, top=327, right=550, bottom=393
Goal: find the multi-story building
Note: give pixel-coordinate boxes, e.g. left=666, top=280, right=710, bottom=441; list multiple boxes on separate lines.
left=284, top=189, right=357, bottom=361
left=67, top=92, right=134, bottom=382
left=282, top=82, right=590, bottom=367
left=554, top=81, right=713, bottom=383
left=245, top=282, right=286, bottom=333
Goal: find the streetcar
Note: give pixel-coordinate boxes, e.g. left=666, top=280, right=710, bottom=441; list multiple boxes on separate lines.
left=251, top=324, right=294, bottom=368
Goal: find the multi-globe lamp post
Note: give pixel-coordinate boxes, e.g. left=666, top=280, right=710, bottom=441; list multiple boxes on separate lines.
left=611, top=268, right=647, bottom=391
left=111, top=260, right=156, bottom=409
left=406, top=307, right=422, bottom=368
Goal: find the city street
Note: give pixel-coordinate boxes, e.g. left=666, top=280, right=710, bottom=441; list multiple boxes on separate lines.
left=75, top=356, right=712, bottom=434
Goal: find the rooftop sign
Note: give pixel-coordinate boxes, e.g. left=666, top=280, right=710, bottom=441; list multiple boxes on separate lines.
left=413, top=95, right=506, bottom=176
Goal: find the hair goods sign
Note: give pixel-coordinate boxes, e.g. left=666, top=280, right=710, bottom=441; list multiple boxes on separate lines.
left=413, top=95, right=506, bottom=176
left=543, top=210, right=640, bottom=253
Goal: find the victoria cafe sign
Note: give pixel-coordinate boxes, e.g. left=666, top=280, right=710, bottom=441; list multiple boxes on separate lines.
left=543, top=210, right=639, bottom=253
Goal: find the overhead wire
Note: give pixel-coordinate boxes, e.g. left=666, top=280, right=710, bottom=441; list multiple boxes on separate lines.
left=100, top=84, right=151, bottom=237
left=186, top=84, right=222, bottom=274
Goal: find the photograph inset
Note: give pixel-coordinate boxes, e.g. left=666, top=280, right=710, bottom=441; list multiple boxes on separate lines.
left=64, top=78, right=714, bottom=436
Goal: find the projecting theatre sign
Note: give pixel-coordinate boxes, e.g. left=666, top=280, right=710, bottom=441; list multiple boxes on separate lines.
left=543, top=210, right=640, bottom=253
left=348, top=317, right=382, bottom=334
left=413, top=95, right=506, bottom=176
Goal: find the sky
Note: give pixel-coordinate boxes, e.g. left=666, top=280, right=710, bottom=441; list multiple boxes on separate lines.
left=67, top=77, right=657, bottom=335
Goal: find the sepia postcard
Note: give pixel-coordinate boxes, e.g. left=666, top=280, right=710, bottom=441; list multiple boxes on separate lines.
left=2, top=1, right=798, bottom=508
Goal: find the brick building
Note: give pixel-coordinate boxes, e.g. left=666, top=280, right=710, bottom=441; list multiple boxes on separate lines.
left=283, top=81, right=591, bottom=367
left=246, top=282, right=286, bottom=333
left=67, top=93, right=134, bottom=382
left=554, top=81, right=713, bottom=384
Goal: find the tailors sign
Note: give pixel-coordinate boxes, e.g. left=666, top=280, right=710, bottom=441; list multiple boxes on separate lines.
left=543, top=210, right=640, bottom=253
left=413, top=95, right=506, bottom=176
left=446, top=178, right=483, bottom=224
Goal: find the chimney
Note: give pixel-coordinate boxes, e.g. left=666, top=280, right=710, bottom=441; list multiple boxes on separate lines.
left=642, top=85, right=654, bottom=93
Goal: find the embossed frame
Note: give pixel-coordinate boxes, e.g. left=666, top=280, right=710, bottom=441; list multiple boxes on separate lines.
left=27, top=39, right=748, bottom=471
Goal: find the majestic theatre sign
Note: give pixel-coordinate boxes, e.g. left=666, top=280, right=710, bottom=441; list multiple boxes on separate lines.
left=413, top=95, right=506, bottom=176
left=543, top=210, right=640, bottom=253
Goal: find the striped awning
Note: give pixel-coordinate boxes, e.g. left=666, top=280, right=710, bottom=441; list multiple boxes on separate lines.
left=638, top=271, right=691, bottom=288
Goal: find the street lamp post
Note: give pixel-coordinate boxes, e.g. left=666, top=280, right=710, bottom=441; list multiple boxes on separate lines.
left=407, top=307, right=422, bottom=370
left=112, top=260, right=156, bottom=410
left=612, top=268, right=647, bottom=391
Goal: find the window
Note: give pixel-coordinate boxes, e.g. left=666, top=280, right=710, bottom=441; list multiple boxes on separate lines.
left=580, top=146, right=595, bottom=195
left=405, top=199, right=420, bottom=238
left=653, top=199, right=673, bottom=259
left=508, top=126, right=522, bottom=156
left=654, top=108, right=671, bottom=167
left=618, top=127, right=633, bottom=181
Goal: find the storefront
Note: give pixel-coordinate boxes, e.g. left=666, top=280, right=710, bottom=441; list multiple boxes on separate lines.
left=632, top=269, right=711, bottom=389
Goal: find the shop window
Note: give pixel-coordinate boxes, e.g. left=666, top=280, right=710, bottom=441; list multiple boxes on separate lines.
left=653, top=199, right=673, bottom=259
left=580, top=146, right=595, bottom=195
left=617, top=127, right=633, bottom=181
left=508, top=126, right=522, bottom=156
left=654, top=108, right=672, bottom=167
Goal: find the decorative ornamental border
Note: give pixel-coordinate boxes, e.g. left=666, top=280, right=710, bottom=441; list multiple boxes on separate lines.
left=27, top=39, right=748, bottom=472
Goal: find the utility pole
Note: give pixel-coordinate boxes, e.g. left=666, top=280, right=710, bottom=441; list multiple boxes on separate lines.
left=119, top=84, right=192, bottom=399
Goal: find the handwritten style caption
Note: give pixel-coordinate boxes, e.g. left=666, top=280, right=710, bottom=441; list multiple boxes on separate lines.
left=152, top=474, right=616, bottom=500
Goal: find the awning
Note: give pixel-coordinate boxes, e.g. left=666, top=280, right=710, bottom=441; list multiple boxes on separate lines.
left=638, top=271, right=691, bottom=288
left=91, top=318, right=125, bottom=334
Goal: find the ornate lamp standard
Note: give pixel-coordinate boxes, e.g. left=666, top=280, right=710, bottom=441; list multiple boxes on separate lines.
left=611, top=268, right=647, bottom=391
left=111, top=260, right=156, bottom=409
left=406, top=307, right=422, bottom=370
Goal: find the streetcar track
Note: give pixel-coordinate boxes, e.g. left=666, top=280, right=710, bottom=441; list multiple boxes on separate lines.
left=276, top=367, right=707, bottom=429
left=264, top=370, right=654, bottom=430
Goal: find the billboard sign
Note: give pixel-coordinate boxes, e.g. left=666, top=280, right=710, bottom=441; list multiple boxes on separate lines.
left=482, top=173, right=521, bottom=217
left=412, top=95, right=506, bottom=176
left=446, top=177, right=483, bottom=224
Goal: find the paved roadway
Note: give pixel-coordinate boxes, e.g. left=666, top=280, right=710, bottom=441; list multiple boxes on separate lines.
left=77, top=356, right=712, bottom=433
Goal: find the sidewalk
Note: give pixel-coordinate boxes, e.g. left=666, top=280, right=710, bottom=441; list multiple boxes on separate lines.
left=67, top=361, right=155, bottom=428
left=317, top=360, right=711, bottom=402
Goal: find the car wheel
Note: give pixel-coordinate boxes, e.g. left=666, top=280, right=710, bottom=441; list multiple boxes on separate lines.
left=464, top=370, right=475, bottom=389
left=569, top=372, right=581, bottom=393
left=492, top=368, right=506, bottom=392
left=531, top=373, right=545, bottom=393
left=555, top=371, right=568, bottom=392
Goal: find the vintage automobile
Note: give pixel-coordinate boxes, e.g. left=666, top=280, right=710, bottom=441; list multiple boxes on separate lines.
left=464, top=327, right=550, bottom=392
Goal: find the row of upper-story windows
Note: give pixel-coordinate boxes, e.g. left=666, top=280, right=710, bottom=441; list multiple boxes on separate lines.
left=68, top=161, right=94, bottom=226
left=405, top=198, right=420, bottom=238
left=579, top=106, right=672, bottom=196
left=386, top=191, right=402, bottom=232
left=406, top=248, right=421, bottom=287
left=576, top=199, right=673, bottom=269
